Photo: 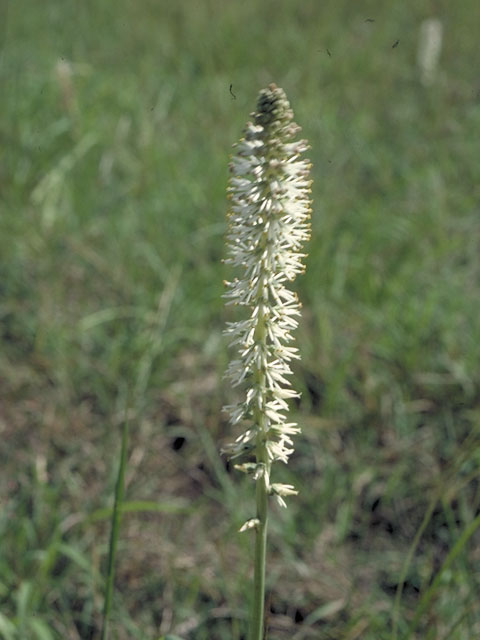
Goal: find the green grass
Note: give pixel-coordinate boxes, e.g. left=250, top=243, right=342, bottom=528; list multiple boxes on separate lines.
left=1, top=0, right=480, bottom=638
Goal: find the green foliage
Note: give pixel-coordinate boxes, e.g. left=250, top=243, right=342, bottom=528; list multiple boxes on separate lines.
left=1, top=0, right=480, bottom=638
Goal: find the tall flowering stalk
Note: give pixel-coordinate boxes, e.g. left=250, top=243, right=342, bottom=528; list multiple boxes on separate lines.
left=222, top=84, right=312, bottom=640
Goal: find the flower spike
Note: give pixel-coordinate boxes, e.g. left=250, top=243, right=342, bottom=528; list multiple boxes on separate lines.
left=222, top=83, right=312, bottom=500
left=222, top=83, right=312, bottom=640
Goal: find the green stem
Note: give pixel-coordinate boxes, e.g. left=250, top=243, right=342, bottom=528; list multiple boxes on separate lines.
left=391, top=494, right=437, bottom=640
left=250, top=298, right=269, bottom=640
left=251, top=445, right=269, bottom=640
left=100, top=411, right=129, bottom=640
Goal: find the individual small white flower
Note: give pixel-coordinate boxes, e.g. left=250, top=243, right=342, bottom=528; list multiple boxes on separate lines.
left=270, top=483, right=299, bottom=508
left=222, top=84, right=312, bottom=506
left=239, top=518, right=260, bottom=533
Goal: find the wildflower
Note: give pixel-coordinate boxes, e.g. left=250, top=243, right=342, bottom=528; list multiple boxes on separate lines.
left=222, top=83, right=312, bottom=640
left=222, top=83, right=312, bottom=503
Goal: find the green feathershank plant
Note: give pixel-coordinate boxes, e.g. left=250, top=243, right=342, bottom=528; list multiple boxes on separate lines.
left=222, top=84, right=312, bottom=640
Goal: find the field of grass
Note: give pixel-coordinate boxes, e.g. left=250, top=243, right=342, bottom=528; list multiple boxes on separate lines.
left=1, top=1, right=480, bottom=638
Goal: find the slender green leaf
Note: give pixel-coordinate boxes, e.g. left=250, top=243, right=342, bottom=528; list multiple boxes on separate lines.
left=0, top=613, right=16, bottom=640
left=100, top=413, right=129, bottom=640
left=16, top=581, right=32, bottom=622
left=86, top=499, right=191, bottom=524
left=57, top=543, right=93, bottom=575
left=29, top=618, right=55, bottom=640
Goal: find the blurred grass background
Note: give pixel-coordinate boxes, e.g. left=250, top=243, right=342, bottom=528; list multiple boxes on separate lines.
left=1, top=0, right=480, bottom=638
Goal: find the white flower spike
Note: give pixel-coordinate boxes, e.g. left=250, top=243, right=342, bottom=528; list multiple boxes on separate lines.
left=222, top=84, right=312, bottom=504
left=222, top=83, right=312, bottom=640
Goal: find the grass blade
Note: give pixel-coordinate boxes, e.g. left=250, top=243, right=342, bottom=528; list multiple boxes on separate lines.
left=100, top=411, right=129, bottom=640
left=405, top=511, right=480, bottom=639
